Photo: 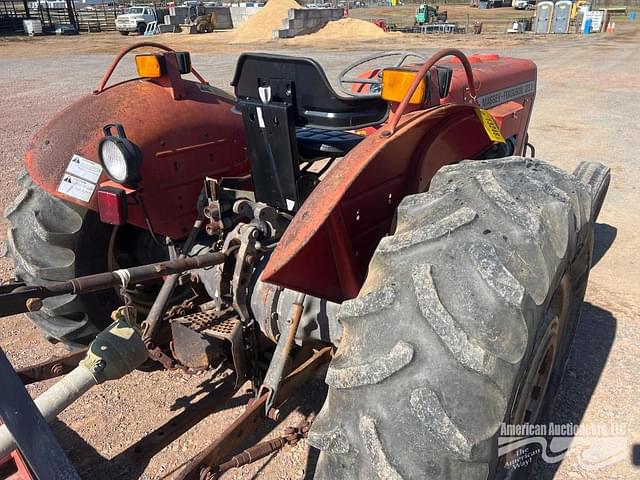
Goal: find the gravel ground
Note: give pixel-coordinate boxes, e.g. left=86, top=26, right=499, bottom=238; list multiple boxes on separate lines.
left=0, top=22, right=639, bottom=480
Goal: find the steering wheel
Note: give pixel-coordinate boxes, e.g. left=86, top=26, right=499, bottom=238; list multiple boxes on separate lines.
left=337, top=51, right=427, bottom=98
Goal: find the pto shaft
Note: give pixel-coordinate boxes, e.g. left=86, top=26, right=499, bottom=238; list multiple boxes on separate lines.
left=0, top=318, right=148, bottom=458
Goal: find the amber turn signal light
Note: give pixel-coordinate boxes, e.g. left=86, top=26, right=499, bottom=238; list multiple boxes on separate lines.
left=135, top=54, right=165, bottom=78
left=381, top=69, right=426, bottom=105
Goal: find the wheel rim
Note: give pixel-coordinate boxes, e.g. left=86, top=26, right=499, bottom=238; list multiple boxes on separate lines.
left=513, top=316, right=559, bottom=425
left=513, top=275, right=570, bottom=425
left=503, top=274, right=571, bottom=469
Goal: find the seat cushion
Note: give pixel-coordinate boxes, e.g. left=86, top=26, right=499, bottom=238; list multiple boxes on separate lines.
left=296, top=128, right=365, bottom=159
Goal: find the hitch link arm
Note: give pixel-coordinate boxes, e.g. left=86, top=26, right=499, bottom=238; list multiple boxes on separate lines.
left=142, top=214, right=205, bottom=346
left=0, top=251, right=226, bottom=318
left=257, top=292, right=307, bottom=417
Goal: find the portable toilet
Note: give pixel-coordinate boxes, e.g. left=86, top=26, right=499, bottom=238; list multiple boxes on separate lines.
left=534, top=1, right=554, bottom=33
left=551, top=0, right=572, bottom=33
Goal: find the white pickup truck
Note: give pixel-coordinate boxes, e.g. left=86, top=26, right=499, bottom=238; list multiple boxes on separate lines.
left=115, top=6, right=158, bottom=35
left=513, top=0, right=535, bottom=9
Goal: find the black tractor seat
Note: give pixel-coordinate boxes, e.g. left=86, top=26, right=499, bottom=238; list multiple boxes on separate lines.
left=231, top=53, right=389, bottom=130
left=230, top=53, right=388, bottom=212
left=296, top=127, right=365, bottom=159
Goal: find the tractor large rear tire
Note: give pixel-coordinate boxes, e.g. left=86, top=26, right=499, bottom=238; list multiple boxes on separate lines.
left=5, top=173, right=116, bottom=346
left=309, top=157, right=608, bottom=479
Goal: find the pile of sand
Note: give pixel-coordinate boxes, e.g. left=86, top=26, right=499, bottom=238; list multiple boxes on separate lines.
left=232, top=0, right=301, bottom=43
left=305, top=18, right=388, bottom=40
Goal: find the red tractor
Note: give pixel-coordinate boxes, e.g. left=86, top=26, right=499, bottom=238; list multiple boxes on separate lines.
left=0, top=43, right=609, bottom=479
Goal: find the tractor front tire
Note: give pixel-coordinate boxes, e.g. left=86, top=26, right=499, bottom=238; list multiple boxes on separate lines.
left=5, top=173, right=116, bottom=346
left=310, top=157, right=607, bottom=479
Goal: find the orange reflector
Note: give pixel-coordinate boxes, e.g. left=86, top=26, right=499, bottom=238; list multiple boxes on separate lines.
left=381, top=69, right=426, bottom=105
left=135, top=54, right=165, bottom=78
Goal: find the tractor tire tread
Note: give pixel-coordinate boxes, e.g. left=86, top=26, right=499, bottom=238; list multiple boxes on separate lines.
left=310, top=157, right=596, bottom=480
left=4, top=173, right=114, bottom=345
left=572, top=161, right=611, bottom=222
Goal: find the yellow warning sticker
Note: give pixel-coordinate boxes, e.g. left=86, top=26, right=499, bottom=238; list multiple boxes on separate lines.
left=475, top=108, right=506, bottom=143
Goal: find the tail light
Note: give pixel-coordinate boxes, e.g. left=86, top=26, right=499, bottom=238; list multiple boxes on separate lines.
left=97, top=186, right=128, bottom=225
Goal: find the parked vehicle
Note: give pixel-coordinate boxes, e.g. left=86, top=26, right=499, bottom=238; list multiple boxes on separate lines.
left=514, top=0, right=536, bottom=9
left=415, top=3, right=447, bottom=24
left=115, top=5, right=158, bottom=35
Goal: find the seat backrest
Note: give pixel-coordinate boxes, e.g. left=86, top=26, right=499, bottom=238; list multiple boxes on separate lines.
left=229, top=54, right=389, bottom=213
left=231, top=53, right=389, bottom=130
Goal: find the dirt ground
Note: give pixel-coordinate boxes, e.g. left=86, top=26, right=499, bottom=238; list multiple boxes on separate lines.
left=0, top=15, right=639, bottom=480
left=0, top=6, right=590, bottom=57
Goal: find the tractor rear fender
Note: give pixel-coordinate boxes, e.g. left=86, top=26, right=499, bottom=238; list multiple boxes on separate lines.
left=25, top=74, right=249, bottom=240
left=263, top=104, right=493, bottom=302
